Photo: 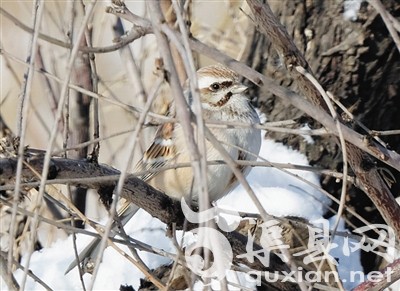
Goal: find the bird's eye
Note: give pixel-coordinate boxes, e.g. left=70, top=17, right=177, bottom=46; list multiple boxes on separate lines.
left=210, top=83, right=220, bottom=91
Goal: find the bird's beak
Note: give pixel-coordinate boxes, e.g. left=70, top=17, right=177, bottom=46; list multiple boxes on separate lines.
left=231, top=84, right=248, bottom=94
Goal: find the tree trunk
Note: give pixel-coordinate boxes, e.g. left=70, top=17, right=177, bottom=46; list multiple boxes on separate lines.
left=242, top=0, right=400, bottom=271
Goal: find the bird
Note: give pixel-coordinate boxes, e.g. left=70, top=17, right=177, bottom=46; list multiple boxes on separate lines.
left=65, top=64, right=261, bottom=274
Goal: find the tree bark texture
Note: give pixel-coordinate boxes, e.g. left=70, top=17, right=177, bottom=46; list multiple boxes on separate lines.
left=242, top=0, right=400, bottom=271
left=244, top=0, right=399, bottom=222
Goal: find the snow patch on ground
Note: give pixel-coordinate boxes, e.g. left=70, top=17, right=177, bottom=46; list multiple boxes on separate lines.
left=6, top=132, right=380, bottom=291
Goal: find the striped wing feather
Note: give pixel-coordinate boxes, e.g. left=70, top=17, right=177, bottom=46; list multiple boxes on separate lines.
left=134, top=122, right=176, bottom=182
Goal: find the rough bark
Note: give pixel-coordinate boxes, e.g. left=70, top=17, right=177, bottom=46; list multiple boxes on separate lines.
left=242, top=0, right=400, bottom=235
left=243, top=0, right=400, bottom=272
left=0, top=154, right=301, bottom=291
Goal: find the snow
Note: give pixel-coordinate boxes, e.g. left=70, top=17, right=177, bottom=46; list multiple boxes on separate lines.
left=343, top=0, right=363, bottom=21
left=11, top=210, right=172, bottom=290
left=2, top=131, right=383, bottom=290
left=299, top=124, right=315, bottom=144
left=218, top=138, right=328, bottom=220
left=328, top=216, right=363, bottom=290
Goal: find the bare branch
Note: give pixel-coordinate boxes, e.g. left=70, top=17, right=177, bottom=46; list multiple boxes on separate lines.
left=0, top=155, right=298, bottom=290
left=246, top=0, right=400, bottom=240
left=367, top=0, right=400, bottom=53
left=182, top=34, right=400, bottom=172
left=353, top=257, right=400, bottom=290
left=2, top=3, right=399, bottom=172
left=10, top=0, right=45, bottom=287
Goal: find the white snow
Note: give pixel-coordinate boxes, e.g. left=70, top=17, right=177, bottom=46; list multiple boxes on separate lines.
left=328, top=216, right=363, bottom=290
left=300, top=124, right=315, bottom=145
left=3, top=131, right=390, bottom=290
left=218, top=138, right=328, bottom=220
left=11, top=210, right=172, bottom=290
left=343, top=0, right=363, bottom=21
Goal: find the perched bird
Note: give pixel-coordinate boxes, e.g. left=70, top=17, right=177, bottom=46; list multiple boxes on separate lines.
left=137, top=65, right=261, bottom=202
left=65, top=64, right=261, bottom=274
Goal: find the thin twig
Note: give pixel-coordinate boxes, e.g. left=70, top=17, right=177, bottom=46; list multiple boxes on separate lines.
left=371, top=129, right=400, bottom=136
left=172, top=0, right=229, bottom=289
left=0, top=197, right=177, bottom=261
left=35, top=47, right=59, bottom=123
left=1, top=251, right=51, bottom=291
left=20, top=2, right=98, bottom=289
left=169, top=0, right=211, bottom=215
left=295, top=67, right=348, bottom=243
left=0, top=252, right=19, bottom=290
left=0, top=6, right=151, bottom=54
left=367, top=0, right=400, bottom=53
left=112, top=17, right=149, bottom=154
left=246, top=0, right=400, bottom=241
left=188, top=37, right=400, bottom=171
left=9, top=0, right=44, bottom=287
left=0, top=48, right=175, bottom=124
left=2, top=9, right=399, bottom=171
left=88, top=64, right=163, bottom=291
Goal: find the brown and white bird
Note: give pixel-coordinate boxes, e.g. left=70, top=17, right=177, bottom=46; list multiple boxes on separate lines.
left=65, top=64, right=261, bottom=273
left=137, top=65, right=261, bottom=202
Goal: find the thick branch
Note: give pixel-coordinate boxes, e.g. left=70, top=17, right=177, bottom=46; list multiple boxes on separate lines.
left=0, top=155, right=297, bottom=290
left=246, top=0, right=400, bottom=239
left=186, top=36, right=400, bottom=171
left=2, top=4, right=399, bottom=172
left=353, top=258, right=400, bottom=290
left=0, top=156, right=184, bottom=225
left=105, top=3, right=400, bottom=172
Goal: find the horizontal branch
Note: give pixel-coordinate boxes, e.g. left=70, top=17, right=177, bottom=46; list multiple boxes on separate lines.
left=0, top=155, right=297, bottom=290
left=0, top=156, right=184, bottom=225
left=104, top=2, right=400, bottom=172
left=186, top=37, right=400, bottom=172
left=2, top=3, right=398, bottom=171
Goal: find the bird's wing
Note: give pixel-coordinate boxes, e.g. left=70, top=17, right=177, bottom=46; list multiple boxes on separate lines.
left=65, top=123, right=178, bottom=275
left=134, top=122, right=177, bottom=182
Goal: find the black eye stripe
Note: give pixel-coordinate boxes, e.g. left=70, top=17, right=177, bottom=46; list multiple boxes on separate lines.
left=209, top=81, right=233, bottom=91
left=221, top=81, right=233, bottom=87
